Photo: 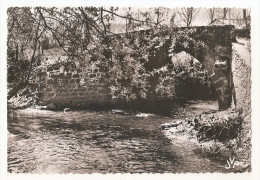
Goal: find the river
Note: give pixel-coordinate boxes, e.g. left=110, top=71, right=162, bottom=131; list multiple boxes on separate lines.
left=8, top=100, right=228, bottom=173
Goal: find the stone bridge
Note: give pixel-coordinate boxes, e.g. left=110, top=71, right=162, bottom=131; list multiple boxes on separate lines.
left=38, top=25, right=235, bottom=110
left=145, top=25, right=235, bottom=110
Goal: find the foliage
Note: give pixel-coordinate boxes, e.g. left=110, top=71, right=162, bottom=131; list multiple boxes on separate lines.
left=8, top=85, right=39, bottom=109
left=107, top=27, right=167, bottom=101
left=7, top=7, right=214, bottom=106
left=195, top=110, right=243, bottom=159
left=197, top=116, right=241, bottom=143
left=174, top=59, right=215, bottom=100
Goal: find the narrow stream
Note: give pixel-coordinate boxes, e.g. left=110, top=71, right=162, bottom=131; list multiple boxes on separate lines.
left=8, top=100, right=227, bottom=173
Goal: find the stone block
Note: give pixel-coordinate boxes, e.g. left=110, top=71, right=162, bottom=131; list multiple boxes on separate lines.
left=77, top=69, right=82, bottom=73
left=47, top=67, right=53, bottom=72
left=48, top=72, right=54, bottom=78
left=51, top=74, right=58, bottom=79
left=59, top=73, right=65, bottom=78
left=64, top=68, right=70, bottom=72
left=78, top=87, right=86, bottom=91
left=53, top=66, right=59, bottom=71
left=72, top=74, right=80, bottom=78
left=38, top=72, right=47, bottom=77
left=96, top=73, right=101, bottom=78
left=89, top=74, right=97, bottom=78
left=47, top=79, right=53, bottom=84
left=66, top=73, right=72, bottom=79
left=79, top=73, right=84, bottom=78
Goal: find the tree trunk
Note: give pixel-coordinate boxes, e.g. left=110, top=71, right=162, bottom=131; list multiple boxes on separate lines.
left=7, top=81, right=28, bottom=100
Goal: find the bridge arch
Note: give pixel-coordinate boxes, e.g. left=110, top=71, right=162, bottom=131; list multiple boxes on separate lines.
left=145, top=25, right=235, bottom=110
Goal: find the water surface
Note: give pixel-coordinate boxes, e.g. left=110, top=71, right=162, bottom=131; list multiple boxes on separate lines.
left=8, top=100, right=226, bottom=173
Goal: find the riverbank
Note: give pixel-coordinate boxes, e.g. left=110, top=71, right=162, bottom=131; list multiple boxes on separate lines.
left=161, top=107, right=251, bottom=173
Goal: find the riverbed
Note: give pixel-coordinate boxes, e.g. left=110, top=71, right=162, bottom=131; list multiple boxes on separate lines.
left=8, top=100, right=229, bottom=173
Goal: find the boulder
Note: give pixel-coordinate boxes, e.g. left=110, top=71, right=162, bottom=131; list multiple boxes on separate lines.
left=46, top=103, right=56, bottom=110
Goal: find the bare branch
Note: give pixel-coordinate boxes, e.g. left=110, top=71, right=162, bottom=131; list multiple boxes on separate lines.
left=36, top=7, right=71, bottom=57
left=102, top=8, right=159, bottom=25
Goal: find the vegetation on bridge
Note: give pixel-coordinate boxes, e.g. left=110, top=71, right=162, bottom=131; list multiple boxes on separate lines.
left=7, top=7, right=213, bottom=107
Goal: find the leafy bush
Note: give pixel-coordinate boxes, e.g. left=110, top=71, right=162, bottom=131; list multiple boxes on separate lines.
left=195, top=110, right=243, bottom=158
left=173, top=54, right=216, bottom=100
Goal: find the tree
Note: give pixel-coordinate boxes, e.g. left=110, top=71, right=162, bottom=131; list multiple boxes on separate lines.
left=222, top=8, right=228, bottom=20
left=170, top=12, right=176, bottom=27
left=207, top=8, right=216, bottom=23
left=243, top=9, right=250, bottom=29
left=7, top=7, right=105, bottom=100
left=178, top=7, right=200, bottom=27
left=7, top=7, right=152, bottom=101
left=154, top=7, right=170, bottom=27
left=7, top=7, right=46, bottom=100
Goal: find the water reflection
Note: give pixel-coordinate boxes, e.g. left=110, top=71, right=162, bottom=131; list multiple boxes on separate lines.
left=8, top=100, right=222, bottom=173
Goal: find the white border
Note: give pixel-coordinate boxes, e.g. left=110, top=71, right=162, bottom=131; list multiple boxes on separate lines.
left=0, top=0, right=259, bottom=180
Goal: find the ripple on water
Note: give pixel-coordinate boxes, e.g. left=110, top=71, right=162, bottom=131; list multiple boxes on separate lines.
left=8, top=101, right=226, bottom=173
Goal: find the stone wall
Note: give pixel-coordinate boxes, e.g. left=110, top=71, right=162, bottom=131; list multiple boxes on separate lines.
left=37, top=63, right=110, bottom=109
left=37, top=62, right=178, bottom=109
left=232, top=46, right=251, bottom=162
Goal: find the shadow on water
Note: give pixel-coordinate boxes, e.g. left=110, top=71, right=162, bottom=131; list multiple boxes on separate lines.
left=52, top=99, right=184, bottom=117
left=7, top=100, right=223, bottom=173
left=107, top=99, right=184, bottom=117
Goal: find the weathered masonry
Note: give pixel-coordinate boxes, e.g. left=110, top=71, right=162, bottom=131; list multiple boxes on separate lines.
left=38, top=25, right=235, bottom=110
left=147, top=25, right=235, bottom=110
left=38, top=63, right=110, bottom=109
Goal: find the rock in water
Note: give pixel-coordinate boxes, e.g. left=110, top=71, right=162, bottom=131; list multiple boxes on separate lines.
left=64, top=108, right=71, bottom=113
left=136, top=113, right=154, bottom=117
left=46, top=103, right=56, bottom=110
left=160, top=123, right=172, bottom=130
